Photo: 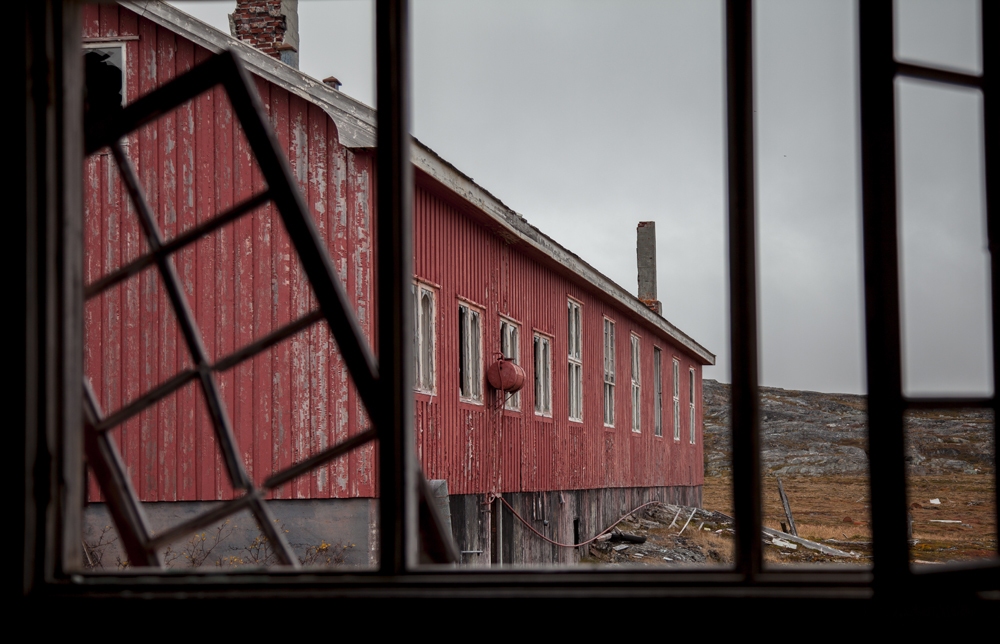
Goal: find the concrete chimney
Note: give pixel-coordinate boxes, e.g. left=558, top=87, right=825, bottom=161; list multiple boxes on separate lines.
left=637, top=221, right=661, bottom=315
left=229, top=1, right=300, bottom=69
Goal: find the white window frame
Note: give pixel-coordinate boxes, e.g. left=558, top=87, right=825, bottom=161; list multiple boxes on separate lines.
left=458, top=301, right=483, bottom=403
left=689, top=367, right=697, bottom=444
left=533, top=332, right=552, bottom=417
left=412, top=281, right=436, bottom=394
left=631, top=333, right=641, bottom=433
left=654, top=347, right=663, bottom=437
left=83, top=41, right=128, bottom=107
left=567, top=298, right=583, bottom=422
left=673, top=357, right=681, bottom=441
left=500, top=316, right=520, bottom=411
left=603, top=317, right=615, bottom=427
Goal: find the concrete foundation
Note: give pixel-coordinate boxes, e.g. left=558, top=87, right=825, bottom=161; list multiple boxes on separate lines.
left=82, top=485, right=700, bottom=569
left=455, top=485, right=702, bottom=566
left=82, top=498, right=378, bottom=569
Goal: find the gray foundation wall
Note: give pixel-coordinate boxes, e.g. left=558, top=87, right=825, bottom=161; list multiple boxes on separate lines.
left=82, top=498, right=378, bottom=570
left=82, top=485, right=699, bottom=569
left=453, top=485, right=702, bottom=567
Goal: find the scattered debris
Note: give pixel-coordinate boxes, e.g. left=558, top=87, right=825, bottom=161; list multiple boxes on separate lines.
left=929, top=498, right=941, bottom=505
left=760, top=525, right=857, bottom=558
left=678, top=509, right=697, bottom=535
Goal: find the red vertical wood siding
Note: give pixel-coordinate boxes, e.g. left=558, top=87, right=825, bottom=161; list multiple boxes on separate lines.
left=84, top=6, right=375, bottom=502
left=412, top=180, right=704, bottom=496
left=84, top=5, right=704, bottom=503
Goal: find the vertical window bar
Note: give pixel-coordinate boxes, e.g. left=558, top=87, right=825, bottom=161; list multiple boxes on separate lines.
left=375, top=0, right=414, bottom=574
left=725, top=0, right=762, bottom=580
left=983, top=0, right=1000, bottom=553
left=859, top=0, right=909, bottom=585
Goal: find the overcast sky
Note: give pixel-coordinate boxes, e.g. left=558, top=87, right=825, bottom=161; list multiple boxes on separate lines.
left=169, top=0, right=989, bottom=397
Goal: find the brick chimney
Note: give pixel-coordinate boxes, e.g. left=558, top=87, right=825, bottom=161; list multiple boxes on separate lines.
left=637, top=221, right=662, bottom=315
left=229, top=0, right=300, bottom=69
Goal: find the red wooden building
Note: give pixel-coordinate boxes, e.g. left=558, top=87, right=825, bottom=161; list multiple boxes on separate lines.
left=83, top=1, right=714, bottom=565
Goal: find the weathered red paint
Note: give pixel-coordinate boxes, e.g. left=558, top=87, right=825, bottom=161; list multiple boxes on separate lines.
left=84, top=4, right=707, bottom=504
left=411, top=178, right=706, bottom=496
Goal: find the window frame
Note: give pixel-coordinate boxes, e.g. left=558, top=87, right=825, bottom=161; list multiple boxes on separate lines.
left=413, top=280, right=437, bottom=395
left=673, top=357, right=681, bottom=442
left=499, top=315, right=521, bottom=411
left=458, top=299, right=484, bottom=404
left=689, top=367, right=696, bottom=444
left=654, top=346, right=663, bottom=437
left=630, top=333, right=641, bottom=433
left=82, top=40, right=128, bottom=106
left=567, top=297, right=583, bottom=423
left=533, top=331, right=553, bottom=417
left=22, top=0, right=999, bottom=606
left=603, top=317, right=615, bottom=427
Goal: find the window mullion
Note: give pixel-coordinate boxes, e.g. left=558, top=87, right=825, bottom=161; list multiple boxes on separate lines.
left=375, top=0, right=414, bottom=574
left=725, top=0, right=762, bottom=580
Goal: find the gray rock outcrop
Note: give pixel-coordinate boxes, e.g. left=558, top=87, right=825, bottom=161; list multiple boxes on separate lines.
left=702, top=380, right=993, bottom=476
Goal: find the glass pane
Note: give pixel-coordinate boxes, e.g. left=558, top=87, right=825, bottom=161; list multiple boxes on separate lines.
left=904, top=408, right=997, bottom=567
left=897, top=80, right=990, bottom=397
left=895, top=0, right=981, bottom=75
left=755, top=0, right=870, bottom=568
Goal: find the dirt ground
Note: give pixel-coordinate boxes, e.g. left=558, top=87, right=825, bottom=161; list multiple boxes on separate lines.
left=703, top=473, right=997, bottom=565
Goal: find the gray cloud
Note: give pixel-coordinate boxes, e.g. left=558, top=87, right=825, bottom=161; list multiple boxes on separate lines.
left=172, top=1, right=989, bottom=397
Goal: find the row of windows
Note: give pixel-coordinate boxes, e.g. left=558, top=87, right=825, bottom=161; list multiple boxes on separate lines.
left=414, top=284, right=696, bottom=441
left=602, top=314, right=696, bottom=442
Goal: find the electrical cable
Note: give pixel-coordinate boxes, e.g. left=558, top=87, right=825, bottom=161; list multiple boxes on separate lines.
left=485, top=494, right=671, bottom=549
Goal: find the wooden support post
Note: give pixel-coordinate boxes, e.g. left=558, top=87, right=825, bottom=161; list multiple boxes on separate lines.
left=777, top=476, right=797, bottom=537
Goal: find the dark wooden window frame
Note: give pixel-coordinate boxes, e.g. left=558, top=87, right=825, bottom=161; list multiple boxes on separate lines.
left=18, top=0, right=997, bottom=606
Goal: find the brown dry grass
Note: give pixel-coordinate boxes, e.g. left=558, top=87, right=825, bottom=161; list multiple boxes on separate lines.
left=681, top=526, right=735, bottom=564
left=703, top=473, right=997, bottom=564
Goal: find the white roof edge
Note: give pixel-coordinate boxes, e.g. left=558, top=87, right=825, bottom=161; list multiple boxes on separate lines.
left=411, top=141, right=715, bottom=365
left=120, top=1, right=377, bottom=148
left=119, top=1, right=715, bottom=366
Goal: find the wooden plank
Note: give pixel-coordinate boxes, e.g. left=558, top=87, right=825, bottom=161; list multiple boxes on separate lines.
left=330, top=121, right=350, bottom=499
left=252, top=75, right=274, bottom=498
left=192, top=44, right=223, bottom=498
left=349, top=151, right=375, bottom=497
left=270, top=84, right=293, bottom=498
left=233, top=88, right=257, bottom=493
left=777, top=476, right=798, bottom=537
left=157, top=29, right=188, bottom=501
left=82, top=3, right=100, bottom=38
left=139, top=20, right=168, bottom=501
left=307, top=102, right=330, bottom=498
left=288, top=92, right=310, bottom=500
left=214, top=70, right=237, bottom=499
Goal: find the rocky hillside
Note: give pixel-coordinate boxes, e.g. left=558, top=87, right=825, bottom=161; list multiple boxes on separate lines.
left=702, top=380, right=994, bottom=477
